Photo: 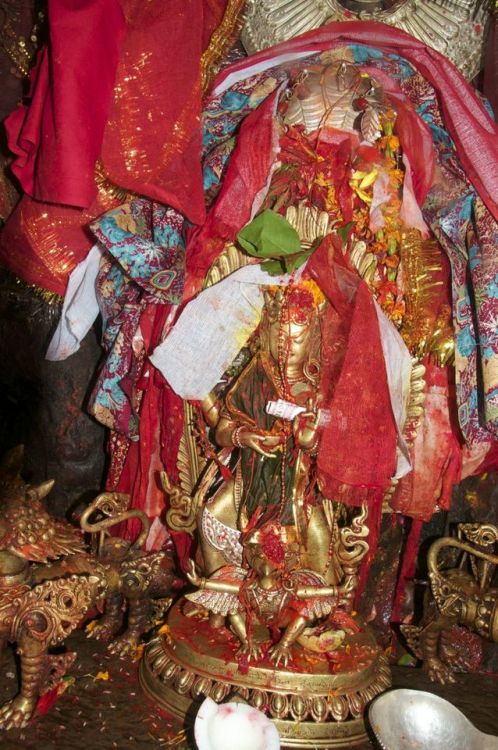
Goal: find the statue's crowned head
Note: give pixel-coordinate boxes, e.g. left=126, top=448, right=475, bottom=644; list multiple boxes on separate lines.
left=261, top=281, right=326, bottom=382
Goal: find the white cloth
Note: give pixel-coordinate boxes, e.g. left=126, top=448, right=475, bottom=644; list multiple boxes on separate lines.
left=212, top=50, right=319, bottom=96
left=399, top=153, right=430, bottom=238
left=150, top=264, right=303, bottom=399
left=46, top=244, right=102, bottom=361
left=374, top=301, right=413, bottom=479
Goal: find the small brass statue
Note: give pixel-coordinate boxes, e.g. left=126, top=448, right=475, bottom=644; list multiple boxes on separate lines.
left=402, top=523, right=498, bottom=684
left=186, top=517, right=363, bottom=666
left=0, top=447, right=99, bottom=729
left=0, top=448, right=179, bottom=730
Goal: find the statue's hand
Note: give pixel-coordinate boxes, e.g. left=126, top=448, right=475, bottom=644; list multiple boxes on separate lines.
left=240, top=430, right=283, bottom=459
left=186, top=559, right=202, bottom=587
left=293, top=398, right=320, bottom=452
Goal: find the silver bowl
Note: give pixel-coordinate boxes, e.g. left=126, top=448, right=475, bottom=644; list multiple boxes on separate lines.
left=369, top=688, right=498, bottom=750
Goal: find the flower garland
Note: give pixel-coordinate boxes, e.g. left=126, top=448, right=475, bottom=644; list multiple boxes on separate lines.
left=369, top=110, right=406, bottom=326
left=262, top=109, right=415, bottom=328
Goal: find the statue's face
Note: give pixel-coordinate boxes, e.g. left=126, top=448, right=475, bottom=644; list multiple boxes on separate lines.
left=268, top=319, right=313, bottom=369
left=246, top=543, right=279, bottom=579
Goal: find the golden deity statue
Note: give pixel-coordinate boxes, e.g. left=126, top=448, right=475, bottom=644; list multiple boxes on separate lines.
left=186, top=282, right=369, bottom=665
left=141, top=277, right=391, bottom=747
left=140, top=56, right=435, bottom=748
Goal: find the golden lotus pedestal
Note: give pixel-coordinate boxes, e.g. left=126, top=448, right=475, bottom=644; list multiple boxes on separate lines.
left=139, top=601, right=391, bottom=748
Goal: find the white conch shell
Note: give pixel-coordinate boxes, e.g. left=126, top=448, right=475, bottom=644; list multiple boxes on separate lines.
left=195, top=697, right=281, bottom=750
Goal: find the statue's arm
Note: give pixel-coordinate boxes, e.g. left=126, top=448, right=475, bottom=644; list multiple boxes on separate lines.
left=296, top=584, right=339, bottom=598
left=186, top=559, right=241, bottom=594
left=200, top=391, right=220, bottom=428
left=296, top=576, right=356, bottom=601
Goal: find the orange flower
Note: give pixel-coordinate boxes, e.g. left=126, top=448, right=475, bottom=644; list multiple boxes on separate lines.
left=385, top=254, right=400, bottom=269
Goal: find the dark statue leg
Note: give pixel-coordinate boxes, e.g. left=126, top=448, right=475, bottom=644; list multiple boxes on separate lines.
left=0, top=630, right=46, bottom=730
left=108, top=598, right=154, bottom=658
left=88, top=592, right=124, bottom=642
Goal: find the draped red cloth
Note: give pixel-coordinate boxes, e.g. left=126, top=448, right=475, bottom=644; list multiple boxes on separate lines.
left=6, top=17, right=496, bottom=225
left=1, top=0, right=227, bottom=293
left=391, top=363, right=462, bottom=522
left=306, top=239, right=397, bottom=596
left=99, top=0, right=210, bottom=224
left=307, top=239, right=398, bottom=504
left=184, top=89, right=280, bottom=300
left=0, top=194, right=117, bottom=296
left=3, top=19, right=497, bottom=295
left=4, top=0, right=125, bottom=208
left=184, top=22, right=497, bottom=302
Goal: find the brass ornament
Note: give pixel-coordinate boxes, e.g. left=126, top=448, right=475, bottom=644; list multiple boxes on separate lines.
left=0, top=554, right=101, bottom=730
left=11, top=575, right=101, bottom=647
left=399, top=230, right=455, bottom=366
left=201, top=0, right=247, bottom=94
left=401, top=523, right=498, bottom=685
left=283, top=61, right=385, bottom=138
left=0, top=451, right=178, bottom=730
left=382, top=357, right=426, bottom=510
left=285, top=202, right=330, bottom=248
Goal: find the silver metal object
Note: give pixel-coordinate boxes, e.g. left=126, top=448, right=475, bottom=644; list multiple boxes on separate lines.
left=369, top=688, right=498, bottom=750
left=241, top=0, right=493, bottom=81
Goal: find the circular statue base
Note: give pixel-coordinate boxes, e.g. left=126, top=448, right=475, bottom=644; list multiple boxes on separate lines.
left=139, top=601, right=391, bottom=748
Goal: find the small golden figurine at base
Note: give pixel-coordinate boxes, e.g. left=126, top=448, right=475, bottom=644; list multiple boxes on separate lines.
left=402, top=523, right=498, bottom=685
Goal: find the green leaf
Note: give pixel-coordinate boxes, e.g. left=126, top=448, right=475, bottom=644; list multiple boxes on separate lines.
left=237, top=210, right=301, bottom=260
left=261, top=259, right=286, bottom=275
left=397, top=653, right=417, bottom=667
left=337, top=222, right=354, bottom=244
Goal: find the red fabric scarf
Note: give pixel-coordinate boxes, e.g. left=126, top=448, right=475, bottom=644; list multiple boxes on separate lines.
left=308, top=239, right=398, bottom=505
left=1, top=0, right=228, bottom=293
left=4, top=0, right=125, bottom=208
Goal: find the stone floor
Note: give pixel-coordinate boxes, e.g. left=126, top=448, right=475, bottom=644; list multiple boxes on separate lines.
left=1, top=631, right=498, bottom=750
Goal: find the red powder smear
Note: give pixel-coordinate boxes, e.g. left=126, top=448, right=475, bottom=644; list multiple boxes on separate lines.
left=260, top=529, right=285, bottom=567
left=238, top=654, right=249, bottom=675
left=329, top=611, right=362, bottom=633
left=286, top=286, right=315, bottom=312
left=326, top=643, right=377, bottom=674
